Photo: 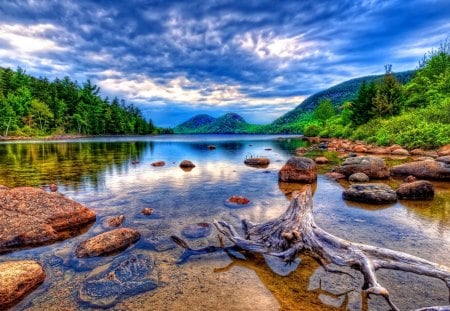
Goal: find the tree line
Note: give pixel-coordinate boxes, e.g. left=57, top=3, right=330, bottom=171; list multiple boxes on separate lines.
left=0, top=67, right=171, bottom=136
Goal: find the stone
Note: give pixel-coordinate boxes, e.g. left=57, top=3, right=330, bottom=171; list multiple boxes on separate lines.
left=0, top=260, right=46, bottom=308
left=244, top=157, right=270, bottom=167
left=387, top=144, right=403, bottom=153
left=415, top=157, right=435, bottom=162
left=410, top=149, right=425, bottom=156
left=151, top=161, right=165, bottom=167
left=181, top=222, right=212, bottom=239
left=79, top=253, right=158, bottom=308
left=107, top=215, right=125, bottom=227
left=391, top=160, right=450, bottom=180
left=353, top=145, right=368, bottom=153
left=264, top=148, right=272, bottom=151
left=179, top=160, right=195, bottom=168
left=391, top=148, right=409, bottom=156
left=49, top=183, right=58, bottom=192
left=295, top=147, right=307, bottom=154
left=333, top=156, right=389, bottom=179
left=0, top=187, right=96, bottom=253
left=348, top=172, right=370, bottom=182
left=436, top=156, right=450, bottom=164
left=315, top=156, right=329, bottom=164
left=404, top=175, right=417, bottom=183
left=207, top=145, right=216, bottom=150
left=367, top=147, right=390, bottom=154
left=438, top=144, right=450, bottom=156
left=141, top=207, right=154, bottom=215
left=227, top=196, right=250, bottom=205
left=325, top=172, right=346, bottom=180
left=278, top=157, right=317, bottom=183
left=75, top=228, right=140, bottom=258
left=396, top=180, right=435, bottom=200
left=342, top=184, right=397, bottom=204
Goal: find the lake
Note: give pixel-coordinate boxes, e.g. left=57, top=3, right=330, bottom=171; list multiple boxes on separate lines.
left=0, top=135, right=449, bottom=310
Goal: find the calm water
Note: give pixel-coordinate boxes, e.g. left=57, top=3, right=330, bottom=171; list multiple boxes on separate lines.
left=0, top=135, right=449, bottom=310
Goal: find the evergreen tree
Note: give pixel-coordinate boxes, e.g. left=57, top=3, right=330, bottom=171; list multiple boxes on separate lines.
left=350, top=80, right=377, bottom=125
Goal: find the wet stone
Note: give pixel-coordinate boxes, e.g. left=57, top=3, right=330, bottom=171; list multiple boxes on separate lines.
left=181, top=222, right=212, bottom=239
left=78, top=253, right=159, bottom=308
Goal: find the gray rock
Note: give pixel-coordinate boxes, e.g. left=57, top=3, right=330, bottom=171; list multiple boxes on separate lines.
left=396, top=180, right=435, bottom=200
left=333, top=156, right=389, bottom=179
left=436, top=156, right=450, bottom=164
left=391, top=160, right=450, bottom=180
left=343, top=184, right=397, bottom=204
left=348, top=173, right=370, bottom=182
left=278, top=157, right=317, bottom=183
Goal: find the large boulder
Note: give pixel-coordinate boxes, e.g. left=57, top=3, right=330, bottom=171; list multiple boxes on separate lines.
left=390, top=159, right=450, bottom=180
left=0, top=260, right=46, bottom=308
left=333, top=156, right=389, bottom=179
left=396, top=180, right=435, bottom=200
left=342, top=184, right=397, bottom=204
left=0, top=187, right=96, bottom=253
left=75, top=228, right=140, bottom=258
left=79, top=253, right=158, bottom=308
left=278, top=157, right=317, bottom=183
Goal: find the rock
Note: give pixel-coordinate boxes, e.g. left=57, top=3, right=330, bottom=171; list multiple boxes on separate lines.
left=79, top=253, right=158, bottom=308
left=438, top=144, right=450, bottom=156
left=436, top=156, right=450, bottom=164
left=107, top=215, right=125, bottom=227
left=391, top=148, right=409, bottom=156
left=424, top=151, right=439, bottom=158
left=387, top=144, right=403, bottom=153
left=404, top=175, right=417, bottom=183
left=0, top=260, right=46, bottom=308
left=295, top=147, right=307, bottom=154
left=141, top=208, right=154, bottom=215
left=396, top=181, right=435, bottom=200
left=0, top=187, right=96, bottom=253
left=75, top=228, right=140, bottom=258
left=367, top=147, right=390, bottom=155
left=179, top=160, right=195, bottom=168
left=410, top=149, right=425, bottom=156
left=415, top=157, right=435, bottom=162
left=325, top=172, right=346, bottom=180
left=342, top=184, right=397, bottom=204
left=353, top=145, right=367, bottom=153
left=207, top=145, right=216, bottom=150
left=348, top=173, right=370, bottom=182
left=278, top=157, right=317, bottom=183
left=244, top=157, right=270, bottom=167
left=49, top=183, right=58, bottom=192
left=391, top=160, right=450, bottom=180
left=151, top=161, right=165, bottom=167
left=348, top=152, right=357, bottom=157
left=264, top=148, right=272, bottom=151
left=227, top=196, right=250, bottom=205
left=181, top=222, right=212, bottom=239
left=332, top=156, right=389, bottom=179
left=315, top=156, right=329, bottom=164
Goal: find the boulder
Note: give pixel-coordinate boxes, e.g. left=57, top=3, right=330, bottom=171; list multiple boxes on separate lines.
left=353, top=145, right=367, bottom=153
left=436, top=156, right=450, bottom=164
left=244, top=157, right=270, bottom=167
left=332, top=156, right=389, bottom=179
left=315, top=156, right=329, bottom=164
left=0, top=260, right=46, bottom=308
left=278, top=157, right=317, bottom=183
left=151, top=161, right=165, bottom=167
left=410, top=149, right=425, bottom=156
left=391, top=148, right=409, bottom=156
left=342, top=184, right=397, bottom=204
left=387, top=144, right=403, bottom=153
left=367, top=147, right=390, bottom=155
left=438, top=144, right=450, bottom=156
left=391, top=160, right=450, bottom=180
left=0, top=187, right=96, bottom=253
left=227, top=196, right=250, bottom=205
left=396, top=181, right=434, bottom=200
left=179, top=160, right=195, bottom=168
left=75, top=228, right=140, bottom=258
left=79, top=253, right=158, bottom=308
left=348, top=172, right=370, bottom=182
left=181, top=222, right=212, bottom=239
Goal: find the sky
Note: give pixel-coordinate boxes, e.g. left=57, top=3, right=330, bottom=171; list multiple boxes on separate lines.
left=0, top=0, right=449, bottom=127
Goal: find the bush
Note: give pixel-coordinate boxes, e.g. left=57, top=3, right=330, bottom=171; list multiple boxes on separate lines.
left=304, top=124, right=322, bottom=136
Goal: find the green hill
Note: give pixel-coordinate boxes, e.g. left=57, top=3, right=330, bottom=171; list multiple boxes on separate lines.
left=174, top=113, right=250, bottom=134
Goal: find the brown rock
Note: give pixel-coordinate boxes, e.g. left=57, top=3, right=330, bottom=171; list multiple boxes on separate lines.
left=295, top=147, right=307, bottom=154
left=424, top=151, right=439, bottom=158
left=141, top=207, right=154, bottom=215
left=315, top=156, right=329, bottom=164
left=107, top=215, right=125, bottom=227
left=436, top=156, right=450, bottom=164
left=179, top=160, right=196, bottom=168
left=438, top=144, right=450, bottom=156
left=387, top=144, right=403, bottom=152
left=410, top=149, right=425, bottom=156
left=348, top=172, right=370, bottom=182
left=278, top=157, right=317, bottom=183
left=0, top=187, right=96, bottom=253
left=404, top=175, right=417, bottom=183
left=391, top=160, right=450, bottom=180
left=0, top=260, right=46, bottom=308
left=325, top=172, right=346, bottom=180
left=343, top=184, right=397, bottom=204
left=367, top=147, right=390, bottom=155
left=353, top=145, right=367, bottom=153
left=332, top=156, right=389, bottom=179
left=151, top=161, right=165, bottom=167
left=75, top=228, right=140, bottom=258
left=49, top=183, right=58, bottom=192
left=227, top=196, right=250, bottom=205
left=415, top=157, right=435, bottom=162
left=396, top=180, right=435, bottom=200
left=244, top=157, right=270, bottom=167
left=391, top=148, right=409, bottom=156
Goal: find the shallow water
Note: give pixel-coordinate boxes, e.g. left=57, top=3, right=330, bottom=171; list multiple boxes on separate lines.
left=0, top=135, right=449, bottom=310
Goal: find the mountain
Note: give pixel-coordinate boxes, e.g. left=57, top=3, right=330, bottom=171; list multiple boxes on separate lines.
left=271, top=70, right=415, bottom=126
left=174, top=113, right=249, bottom=134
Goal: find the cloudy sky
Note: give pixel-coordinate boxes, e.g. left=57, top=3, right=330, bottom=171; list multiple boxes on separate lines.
left=0, top=0, right=449, bottom=127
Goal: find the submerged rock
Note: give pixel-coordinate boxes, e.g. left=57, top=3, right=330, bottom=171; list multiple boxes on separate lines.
left=0, top=260, right=46, bottom=308
left=181, top=222, right=212, bottom=239
left=141, top=207, right=154, bottom=215
left=396, top=180, right=435, bottom=200
left=227, top=196, right=250, bottom=205
left=244, top=157, right=270, bottom=167
left=333, top=156, right=389, bottom=179
left=0, top=187, right=96, bottom=253
left=342, top=184, right=397, bottom=204
left=79, top=253, right=159, bottom=308
left=76, top=228, right=140, bottom=258
left=279, top=157, right=317, bottom=183
left=107, top=215, right=125, bottom=227
left=391, top=159, right=450, bottom=180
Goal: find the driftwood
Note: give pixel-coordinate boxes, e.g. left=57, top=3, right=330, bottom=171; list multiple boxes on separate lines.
left=172, top=186, right=450, bottom=310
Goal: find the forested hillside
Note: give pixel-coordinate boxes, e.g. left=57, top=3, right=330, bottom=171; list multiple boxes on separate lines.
left=174, top=113, right=250, bottom=134
left=0, top=67, right=169, bottom=137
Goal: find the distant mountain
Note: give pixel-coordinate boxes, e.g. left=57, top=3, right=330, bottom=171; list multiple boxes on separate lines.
left=271, top=70, right=415, bottom=126
left=174, top=113, right=249, bottom=134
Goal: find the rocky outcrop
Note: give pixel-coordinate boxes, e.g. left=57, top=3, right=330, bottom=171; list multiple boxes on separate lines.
left=244, top=157, right=270, bottom=167
left=348, top=172, right=369, bottom=182
left=396, top=180, right=435, bottom=200
left=343, top=184, right=397, bottom=204
left=279, top=157, right=317, bottom=183
left=333, top=156, right=389, bottom=179
left=79, top=253, right=158, bottom=308
left=0, top=260, right=46, bottom=308
left=391, top=159, right=450, bottom=180
left=75, top=228, right=140, bottom=258
left=0, top=187, right=96, bottom=253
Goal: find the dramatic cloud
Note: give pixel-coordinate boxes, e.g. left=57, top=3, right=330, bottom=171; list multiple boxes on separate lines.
left=1, top=0, right=449, bottom=126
